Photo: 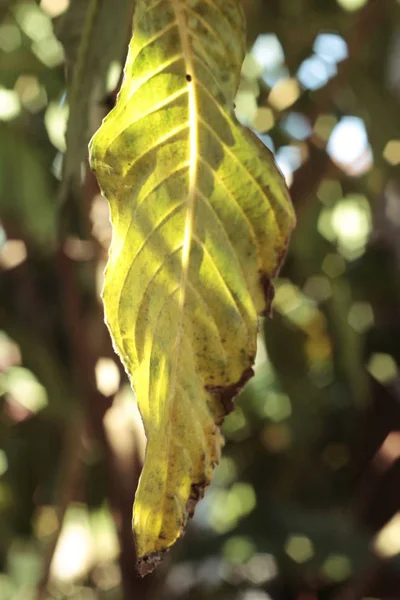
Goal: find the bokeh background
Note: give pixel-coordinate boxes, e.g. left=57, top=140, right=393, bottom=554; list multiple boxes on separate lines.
left=1, top=0, right=400, bottom=598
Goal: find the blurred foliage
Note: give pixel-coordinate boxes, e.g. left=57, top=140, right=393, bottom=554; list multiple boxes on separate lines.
left=0, top=0, right=400, bottom=599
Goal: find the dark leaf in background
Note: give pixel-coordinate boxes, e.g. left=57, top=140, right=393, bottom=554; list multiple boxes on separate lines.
left=56, top=0, right=134, bottom=219
left=0, top=123, right=56, bottom=246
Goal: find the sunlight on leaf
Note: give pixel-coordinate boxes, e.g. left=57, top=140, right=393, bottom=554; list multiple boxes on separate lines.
left=89, top=0, right=295, bottom=573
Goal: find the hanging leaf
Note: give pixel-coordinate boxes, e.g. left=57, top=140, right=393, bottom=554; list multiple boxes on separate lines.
left=89, top=0, right=295, bottom=575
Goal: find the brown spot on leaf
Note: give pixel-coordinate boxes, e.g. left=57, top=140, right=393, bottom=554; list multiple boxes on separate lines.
left=260, top=274, right=275, bottom=317
left=137, top=551, right=165, bottom=577
left=206, top=366, right=254, bottom=414
left=187, top=480, right=207, bottom=517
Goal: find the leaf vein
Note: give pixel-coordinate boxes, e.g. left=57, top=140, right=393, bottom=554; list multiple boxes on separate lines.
left=184, top=5, right=230, bottom=57
left=117, top=207, right=185, bottom=349
left=192, top=53, right=228, bottom=102
left=134, top=162, right=190, bottom=215
left=199, top=114, right=268, bottom=209
left=138, top=19, right=178, bottom=53
left=192, top=233, right=247, bottom=328
left=122, top=122, right=189, bottom=177
left=125, top=87, right=188, bottom=130
left=201, top=0, right=235, bottom=33
left=129, top=53, right=185, bottom=100
left=195, top=187, right=250, bottom=291
left=197, top=156, right=259, bottom=249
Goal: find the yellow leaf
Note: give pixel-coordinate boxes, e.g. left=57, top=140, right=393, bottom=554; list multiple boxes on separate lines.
left=89, top=0, right=295, bottom=575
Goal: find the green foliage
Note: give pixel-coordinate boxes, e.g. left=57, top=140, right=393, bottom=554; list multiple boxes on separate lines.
left=0, top=122, right=56, bottom=246
left=56, top=0, right=133, bottom=212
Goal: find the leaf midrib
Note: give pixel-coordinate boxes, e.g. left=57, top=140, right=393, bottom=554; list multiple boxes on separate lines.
left=165, top=0, right=198, bottom=408
left=149, top=0, right=200, bottom=542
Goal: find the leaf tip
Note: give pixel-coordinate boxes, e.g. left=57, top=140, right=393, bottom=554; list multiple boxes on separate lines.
left=137, top=551, right=165, bottom=577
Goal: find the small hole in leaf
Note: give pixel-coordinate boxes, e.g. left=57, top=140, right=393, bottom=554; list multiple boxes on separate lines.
left=186, top=74, right=192, bottom=82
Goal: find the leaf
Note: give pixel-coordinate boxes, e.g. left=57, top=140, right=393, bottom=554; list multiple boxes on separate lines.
left=56, top=0, right=133, bottom=209
left=0, top=0, right=14, bottom=21
left=0, top=123, right=56, bottom=246
left=89, top=0, right=295, bottom=574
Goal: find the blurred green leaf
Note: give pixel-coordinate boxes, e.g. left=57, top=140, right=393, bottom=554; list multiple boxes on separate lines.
left=0, top=123, right=56, bottom=246
left=56, top=0, right=134, bottom=214
left=0, top=0, right=14, bottom=21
